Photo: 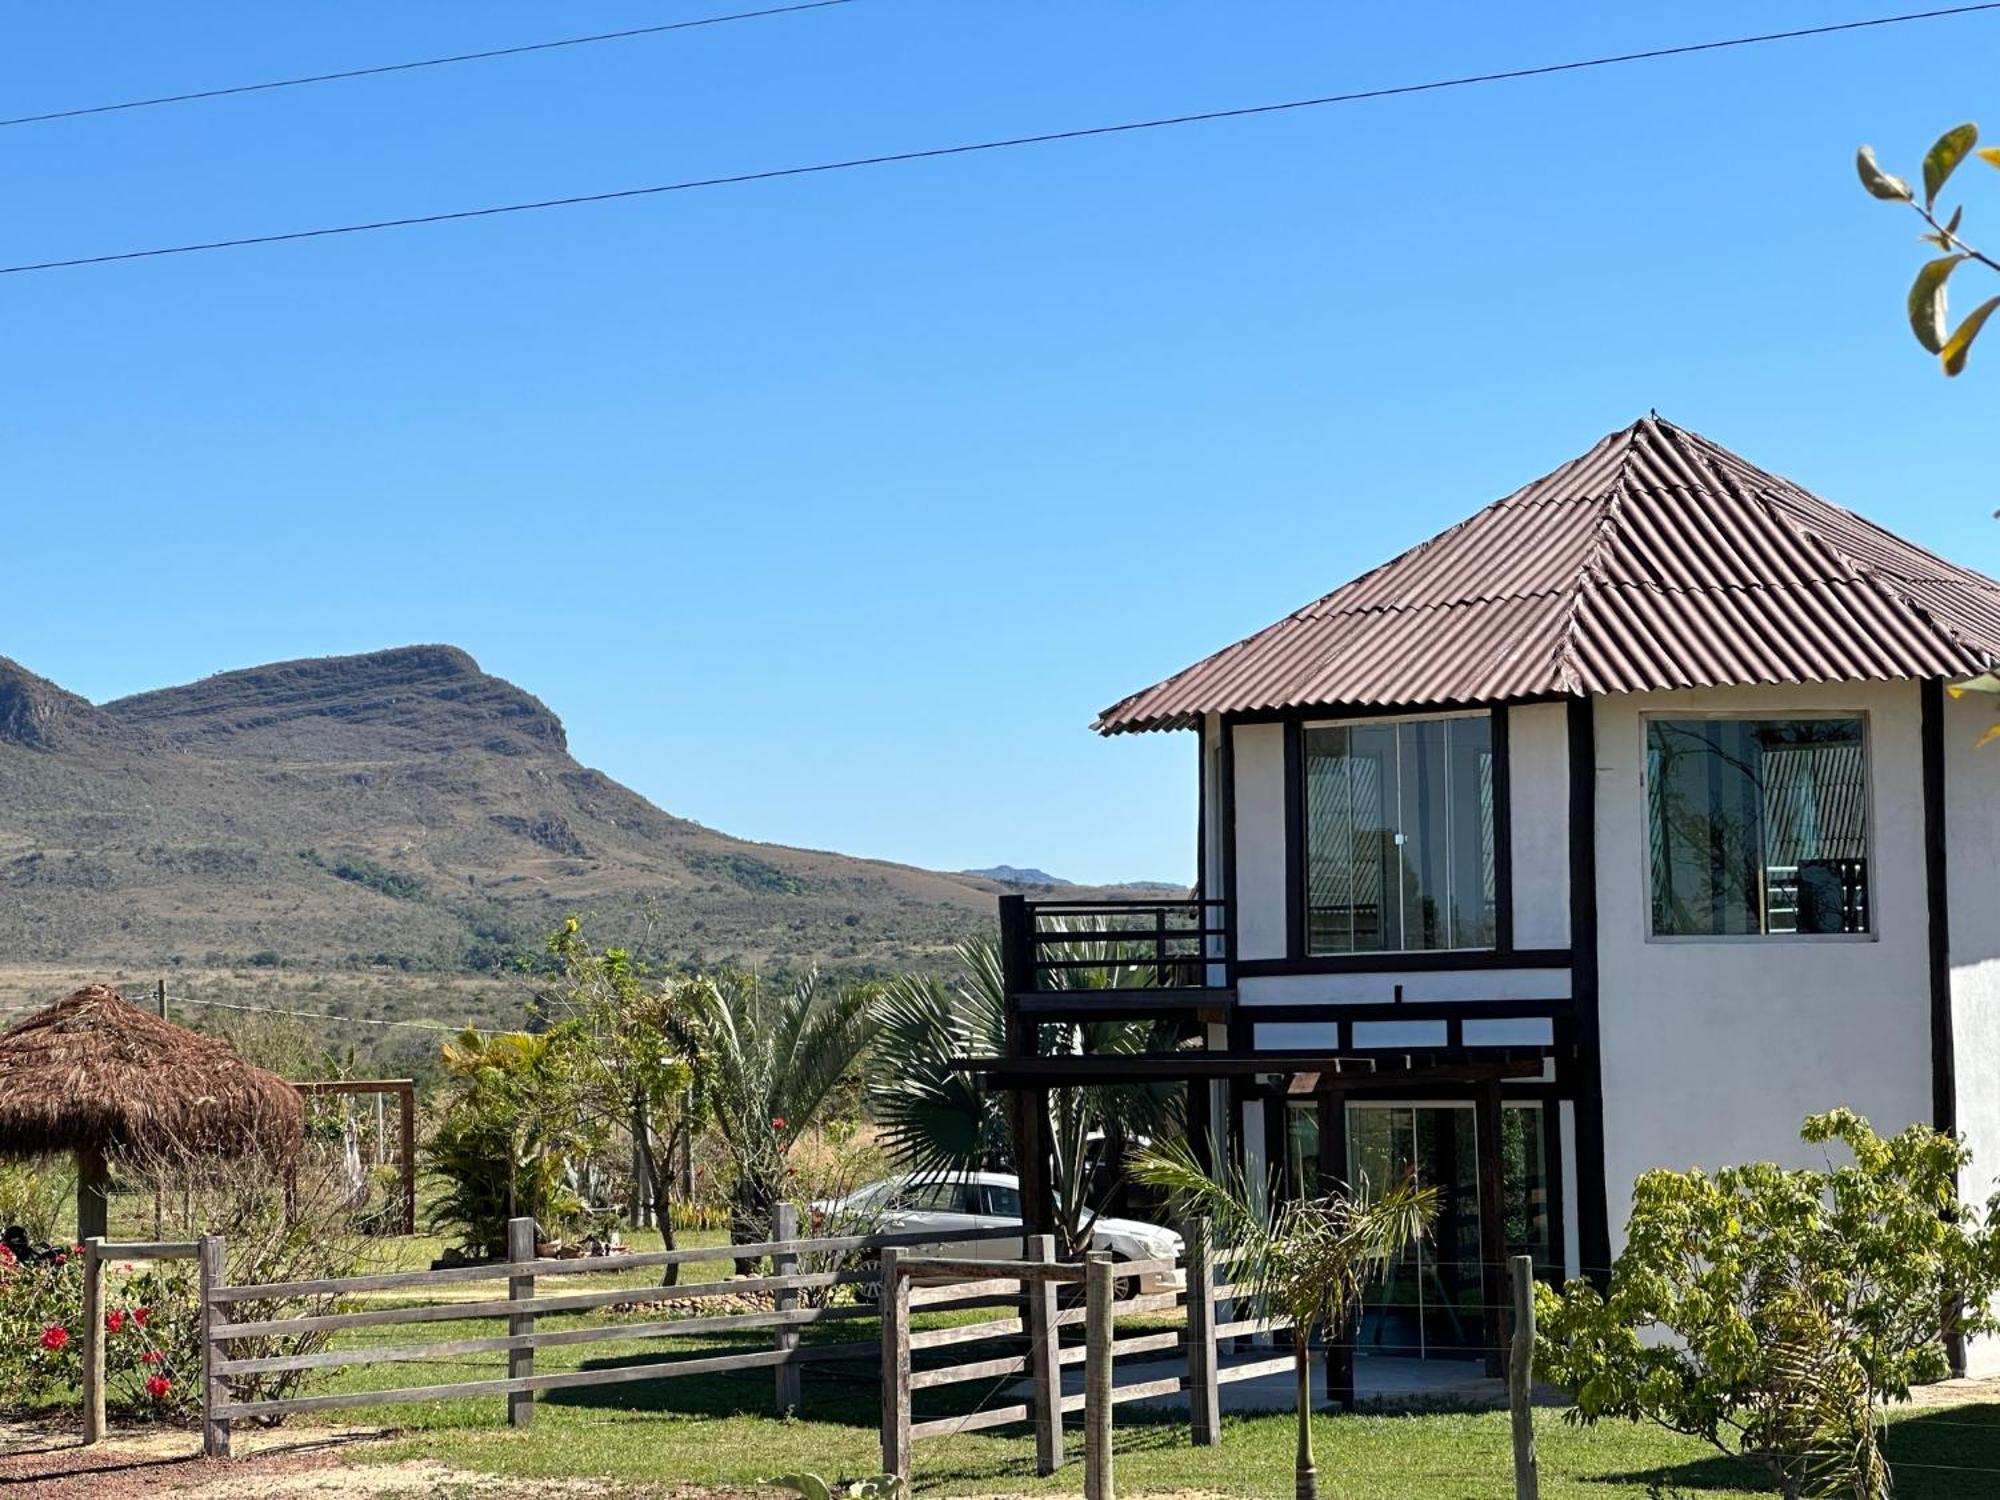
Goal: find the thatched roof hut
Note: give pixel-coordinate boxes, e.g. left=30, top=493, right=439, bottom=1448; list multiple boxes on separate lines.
left=0, top=985, right=304, bottom=1238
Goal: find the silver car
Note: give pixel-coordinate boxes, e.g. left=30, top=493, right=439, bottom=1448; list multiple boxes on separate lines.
left=814, top=1170, right=1184, bottom=1296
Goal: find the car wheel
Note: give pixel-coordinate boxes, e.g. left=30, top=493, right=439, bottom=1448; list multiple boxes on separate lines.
left=855, top=1253, right=882, bottom=1305
left=1113, top=1273, right=1140, bottom=1304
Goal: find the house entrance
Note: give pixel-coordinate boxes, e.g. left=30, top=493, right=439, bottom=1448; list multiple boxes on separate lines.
left=1286, top=1100, right=1555, bottom=1359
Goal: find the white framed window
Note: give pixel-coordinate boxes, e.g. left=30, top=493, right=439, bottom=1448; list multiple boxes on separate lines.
left=1643, top=713, right=1872, bottom=939
left=1301, top=711, right=1496, bottom=955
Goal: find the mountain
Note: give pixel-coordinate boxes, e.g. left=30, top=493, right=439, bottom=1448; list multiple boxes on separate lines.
left=963, top=865, right=1065, bottom=888
left=0, top=646, right=1063, bottom=990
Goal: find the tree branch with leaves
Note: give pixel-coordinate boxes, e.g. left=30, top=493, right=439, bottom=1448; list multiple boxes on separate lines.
left=1858, top=121, right=2000, bottom=374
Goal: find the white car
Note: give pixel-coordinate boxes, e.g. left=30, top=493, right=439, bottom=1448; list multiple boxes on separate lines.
left=813, top=1170, right=1184, bottom=1296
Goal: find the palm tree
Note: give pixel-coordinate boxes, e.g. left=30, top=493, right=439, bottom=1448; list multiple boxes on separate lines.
left=1131, top=1139, right=1434, bottom=1500
left=869, top=934, right=1185, bottom=1259
left=682, top=968, right=875, bottom=1266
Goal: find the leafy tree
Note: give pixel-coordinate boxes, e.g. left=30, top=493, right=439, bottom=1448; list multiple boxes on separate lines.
left=1857, top=121, right=2000, bottom=374
left=428, top=1026, right=601, bottom=1255
left=532, top=919, right=701, bottom=1280
left=1132, top=1139, right=1434, bottom=1500
left=682, top=968, right=874, bottom=1266
left=1535, top=1109, right=2000, bottom=1500
left=868, top=934, right=1185, bottom=1259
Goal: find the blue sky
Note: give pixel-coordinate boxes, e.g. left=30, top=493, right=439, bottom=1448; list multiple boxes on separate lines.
left=3, top=3, right=1996, bottom=885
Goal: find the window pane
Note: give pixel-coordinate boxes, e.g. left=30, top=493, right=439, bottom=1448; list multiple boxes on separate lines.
left=1304, top=715, right=1494, bottom=954
left=1647, top=717, right=1869, bottom=937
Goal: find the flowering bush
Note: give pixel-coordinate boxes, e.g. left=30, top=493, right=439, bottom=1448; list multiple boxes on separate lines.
left=0, top=1247, right=199, bottom=1419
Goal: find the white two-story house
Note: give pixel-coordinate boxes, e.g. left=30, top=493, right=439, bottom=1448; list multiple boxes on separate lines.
left=969, top=416, right=2000, bottom=1377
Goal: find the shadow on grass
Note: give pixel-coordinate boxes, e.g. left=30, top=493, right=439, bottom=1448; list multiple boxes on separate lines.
left=1586, top=1403, right=2000, bottom=1499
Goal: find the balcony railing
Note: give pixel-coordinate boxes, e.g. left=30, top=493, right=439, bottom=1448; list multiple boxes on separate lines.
left=997, top=894, right=1231, bottom=1009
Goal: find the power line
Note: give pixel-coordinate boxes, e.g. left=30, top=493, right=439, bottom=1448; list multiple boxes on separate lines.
left=0, top=1, right=854, bottom=129
left=4, top=3, right=1993, bottom=279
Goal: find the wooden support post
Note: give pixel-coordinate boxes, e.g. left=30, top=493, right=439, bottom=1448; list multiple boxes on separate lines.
left=1185, top=1218, right=1220, bottom=1447
left=1475, top=1079, right=1508, bottom=1379
left=506, top=1216, right=536, bottom=1428
left=76, top=1145, right=109, bottom=1243
left=772, top=1203, right=801, bottom=1415
left=1027, top=1232, right=1063, bottom=1474
left=198, top=1234, right=230, bottom=1458
left=81, top=1238, right=105, bottom=1444
left=1084, top=1251, right=1115, bottom=1500
left=155, top=978, right=167, bottom=1019
left=631, top=1095, right=653, bottom=1231
left=1509, top=1255, right=1540, bottom=1500
left=399, top=1084, right=417, bottom=1235
left=880, top=1248, right=911, bottom=1486
left=1317, top=1087, right=1355, bottom=1411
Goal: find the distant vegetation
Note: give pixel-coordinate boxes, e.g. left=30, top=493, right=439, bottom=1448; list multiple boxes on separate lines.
left=300, top=848, right=429, bottom=902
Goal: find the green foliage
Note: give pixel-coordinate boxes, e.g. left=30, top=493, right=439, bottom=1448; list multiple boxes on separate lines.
left=0, top=1161, right=69, bottom=1244
left=427, top=1025, right=602, bottom=1255
left=0, top=1246, right=198, bottom=1419
left=767, top=1474, right=903, bottom=1500
left=1535, top=1109, right=2000, bottom=1500
left=684, top=849, right=815, bottom=895
left=868, top=932, right=1188, bottom=1259
left=1858, top=122, right=2000, bottom=375
left=683, top=967, right=874, bottom=1247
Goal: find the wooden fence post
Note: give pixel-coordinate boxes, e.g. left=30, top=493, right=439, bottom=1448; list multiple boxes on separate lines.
left=1509, top=1255, right=1539, bottom=1500
left=507, top=1217, right=536, bottom=1428
left=399, top=1084, right=418, bottom=1235
left=198, top=1234, right=230, bottom=1459
left=772, top=1203, right=801, bottom=1415
left=879, top=1248, right=910, bottom=1486
left=81, top=1238, right=105, bottom=1444
left=1027, top=1232, right=1063, bottom=1474
left=1185, top=1219, right=1220, bottom=1446
left=1084, top=1251, right=1115, bottom=1500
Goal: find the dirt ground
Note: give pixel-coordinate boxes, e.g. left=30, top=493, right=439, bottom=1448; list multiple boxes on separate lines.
left=0, top=1420, right=760, bottom=1499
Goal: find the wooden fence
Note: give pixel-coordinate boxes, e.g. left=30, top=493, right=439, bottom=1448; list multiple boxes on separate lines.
left=186, top=1209, right=1018, bottom=1457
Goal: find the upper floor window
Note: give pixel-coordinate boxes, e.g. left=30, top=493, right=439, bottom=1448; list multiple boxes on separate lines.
left=1303, top=714, right=1495, bottom=954
left=1646, top=716, right=1870, bottom=938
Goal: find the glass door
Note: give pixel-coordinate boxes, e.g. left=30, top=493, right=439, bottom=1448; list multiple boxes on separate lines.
left=1287, top=1101, right=1552, bottom=1359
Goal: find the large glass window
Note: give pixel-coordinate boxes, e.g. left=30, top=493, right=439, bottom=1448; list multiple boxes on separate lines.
left=1303, top=715, right=1495, bottom=954
left=1647, top=717, right=1870, bottom=937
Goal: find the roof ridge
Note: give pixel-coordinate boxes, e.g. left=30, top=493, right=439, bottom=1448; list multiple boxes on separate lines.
left=1550, top=418, right=1648, bottom=694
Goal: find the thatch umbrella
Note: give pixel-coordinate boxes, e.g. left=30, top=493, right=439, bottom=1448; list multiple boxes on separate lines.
left=0, top=985, right=304, bottom=1240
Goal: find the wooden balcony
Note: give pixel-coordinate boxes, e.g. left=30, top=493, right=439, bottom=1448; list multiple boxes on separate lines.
left=997, top=893, right=1234, bottom=1023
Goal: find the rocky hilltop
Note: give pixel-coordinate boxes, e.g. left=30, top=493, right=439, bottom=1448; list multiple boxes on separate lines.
left=0, top=645, right=1025, bottom=982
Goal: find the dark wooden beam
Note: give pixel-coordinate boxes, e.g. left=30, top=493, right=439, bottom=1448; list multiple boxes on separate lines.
left=1475, top=1078, right=1507, bottom=1379
left=1566, top=694, right=1611, bottom=1287
left=965, top=1052, right=1548, bottom=1089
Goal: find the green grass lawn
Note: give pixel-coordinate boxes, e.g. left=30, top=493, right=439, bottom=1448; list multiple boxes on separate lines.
left=238, top=1231, right=2000, bottom=1498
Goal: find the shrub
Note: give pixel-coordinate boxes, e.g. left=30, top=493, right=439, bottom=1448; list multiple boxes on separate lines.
left=1537, top=1110, right=2000, bottom=1500
left=0, top=1244, right=199, bottom=1419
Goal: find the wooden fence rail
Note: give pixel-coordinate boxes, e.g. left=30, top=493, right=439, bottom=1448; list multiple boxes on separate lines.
left=193, top=1213, right=1023, bottom=1457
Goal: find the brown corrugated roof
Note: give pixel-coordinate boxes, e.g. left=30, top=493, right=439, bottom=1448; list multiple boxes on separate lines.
left=1094, top=417, right=2000, bottom=734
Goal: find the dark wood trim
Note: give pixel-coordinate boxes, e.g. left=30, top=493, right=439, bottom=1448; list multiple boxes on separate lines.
left=1221, top=693, right=1568, bottom=727
left=1474, top=1079, right=1507, bottom=1376
left=967, top=1052, right=1549, bottom=1088
left=1922, top=677, right=1955, bottom=1139
left=1262, top=1089, right=1287, bottom=1200
left=1195, top=721, right=1209, bottom=904
left=1237, top=998, right=1571, bottom=1024
left=1566, top=695, right=1611, bottom=1286
left=1220, top=718, right=1238, bottom=987
left=1492, top=704, right=1515, bottom=953
left=1283, top=718, right=1305, bottom=961
left=1234, top=947, right=1569, bottom=978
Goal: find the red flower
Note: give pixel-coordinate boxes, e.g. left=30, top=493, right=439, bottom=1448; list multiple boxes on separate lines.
left=105, top=1309, right=126, bottom=1334
left=144, top=1375, right=171, bottom=1400
left=53, top=1253, right=66, bottom=1267
left=0, top=1245, right=14, bottom=1267
left=38, top=1325, right=69, bottom=1351
left=131, top=1307, right=151, bottom=1327
left=771, top=1116, right=786, bottom=1131
left=141, top=1349, right=164, bottom=1366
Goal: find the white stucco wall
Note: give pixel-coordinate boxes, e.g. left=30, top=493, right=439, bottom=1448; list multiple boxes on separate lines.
left=1945, top=689, right=2000, bottom=1376
left=1231, top=721, right=1287, bottom=961
left=1507, top=702, right=1571, bottom=949
left=1592, top=681, right=1934, bottom=1260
